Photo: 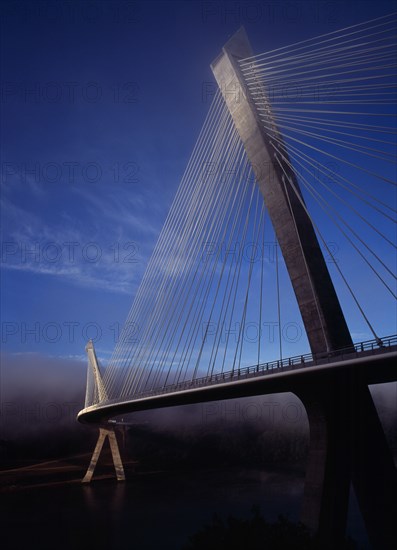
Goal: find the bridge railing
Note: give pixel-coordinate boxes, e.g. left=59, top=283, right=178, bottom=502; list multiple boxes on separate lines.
left=151, top=334, right=396, bottom=394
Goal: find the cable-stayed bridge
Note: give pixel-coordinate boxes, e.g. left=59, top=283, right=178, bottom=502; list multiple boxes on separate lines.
left=78, top=13, right=397, bottom=549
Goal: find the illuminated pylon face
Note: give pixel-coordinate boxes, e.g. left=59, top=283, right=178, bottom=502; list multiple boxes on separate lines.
left=211, top=28, right=352, bottom=355
left=86, top=340, right=108, bottom=403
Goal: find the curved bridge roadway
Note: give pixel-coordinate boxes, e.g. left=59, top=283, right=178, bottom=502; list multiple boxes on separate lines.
left=78, top=335, right=397, bottom=424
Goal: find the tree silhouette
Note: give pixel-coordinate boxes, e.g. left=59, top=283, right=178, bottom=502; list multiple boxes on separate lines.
left=183, top=507, right=357, bottom=550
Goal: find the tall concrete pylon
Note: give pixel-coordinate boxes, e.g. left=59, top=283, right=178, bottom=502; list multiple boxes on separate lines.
left=82, top=341, right=125, bottom=483
left=211, top=28, right=396, bottom=549
left=211, top=27, right=353, bottom=356
left=86, top=340, right=108, bottom=403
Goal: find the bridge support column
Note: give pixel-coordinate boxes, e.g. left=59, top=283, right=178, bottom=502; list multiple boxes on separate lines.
left=297, top=373, right=397, bottom=549
left=82, top=426, right=126, bottom=483
left=298, top=378, right=352, bottom=547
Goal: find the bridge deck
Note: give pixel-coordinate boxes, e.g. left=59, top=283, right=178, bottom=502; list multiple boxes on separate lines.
left=78, top=335, right=397, bottom=423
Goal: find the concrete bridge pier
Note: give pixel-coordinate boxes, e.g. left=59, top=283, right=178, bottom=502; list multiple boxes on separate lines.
left=82, top=426, right=126, bottom=483
left=297, top=372, right=397, bottom=549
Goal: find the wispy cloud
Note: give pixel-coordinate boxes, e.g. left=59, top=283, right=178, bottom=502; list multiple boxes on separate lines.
left=1, top=195, right=149, bottom=294
left=3, top=261, right=134, bottom=294
left=71, top=184, right=161, bottom=237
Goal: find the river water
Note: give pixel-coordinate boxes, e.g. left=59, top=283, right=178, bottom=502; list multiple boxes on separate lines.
left=2, top=465, right=370, bottom=549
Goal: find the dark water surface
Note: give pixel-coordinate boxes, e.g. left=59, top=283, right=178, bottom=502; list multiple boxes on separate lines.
left=2, top=466, right=369, bottom=549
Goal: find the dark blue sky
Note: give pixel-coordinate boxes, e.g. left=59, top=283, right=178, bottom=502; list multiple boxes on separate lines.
left=1, top=0, right=396, bottom=364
